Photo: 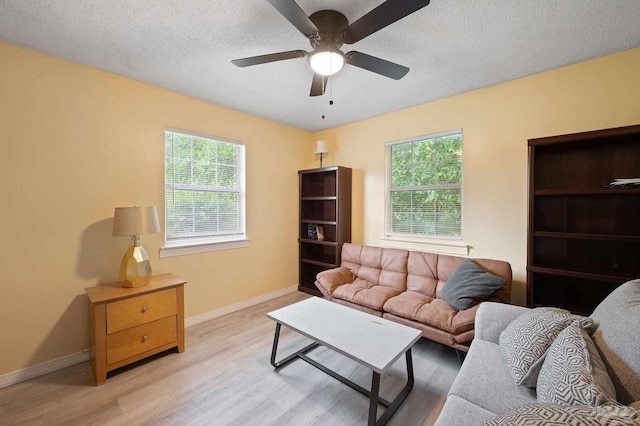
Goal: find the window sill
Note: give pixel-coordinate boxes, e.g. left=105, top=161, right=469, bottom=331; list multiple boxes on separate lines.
left=160, top=238, right=250, bottom=258
left=381, top=236, right=469, bottom=256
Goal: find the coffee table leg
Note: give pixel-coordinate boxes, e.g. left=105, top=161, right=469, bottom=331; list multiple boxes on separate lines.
left=368, top=372, right=381, bottom=426
left=270, top=322, right=319, bottom=368
left=369, top=348, right=415, bottom=426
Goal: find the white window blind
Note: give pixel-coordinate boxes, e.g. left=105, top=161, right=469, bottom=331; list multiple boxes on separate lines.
left=164, top=129, right=245, bottom=246
left=386, top=130, right=462, bottom=238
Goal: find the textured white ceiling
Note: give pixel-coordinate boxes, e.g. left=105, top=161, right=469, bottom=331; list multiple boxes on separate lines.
left=1, top=0, right=639, bottom=132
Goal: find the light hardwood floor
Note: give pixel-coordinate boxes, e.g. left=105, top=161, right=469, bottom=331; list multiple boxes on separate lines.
left=0, top=292, right=460, bottom=425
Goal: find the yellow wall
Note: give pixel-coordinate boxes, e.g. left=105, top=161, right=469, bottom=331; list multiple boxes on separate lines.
left=2, top=39, right=639, bottom=378
left=0, top=41, right=310, bottom=376
left=312, top=47, right=640, bottom=306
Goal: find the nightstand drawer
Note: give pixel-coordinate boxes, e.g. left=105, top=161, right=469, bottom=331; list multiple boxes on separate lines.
left=106, top=288, right=177, bottom=333
left=106, top=316, right=177, bottom=365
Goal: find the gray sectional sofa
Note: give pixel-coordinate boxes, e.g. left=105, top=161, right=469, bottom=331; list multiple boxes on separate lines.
left=434, top=279, right=640, bottom=425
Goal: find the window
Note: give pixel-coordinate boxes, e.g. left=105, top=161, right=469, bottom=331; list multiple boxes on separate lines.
left=386, top=130, right=462, bottom=239
left=162, top=129, right=246, bottom=256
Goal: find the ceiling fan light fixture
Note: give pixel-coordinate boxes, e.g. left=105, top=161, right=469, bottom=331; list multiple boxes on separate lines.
left=309, top=49, right=344, bottom=76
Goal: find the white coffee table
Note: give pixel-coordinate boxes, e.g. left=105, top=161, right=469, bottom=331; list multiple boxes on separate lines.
left=267, top=297, right=422, bottom=426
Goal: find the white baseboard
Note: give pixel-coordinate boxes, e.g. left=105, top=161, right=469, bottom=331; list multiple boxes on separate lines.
left=0, top=285, right=299, bottom=389
left=185, top=285, right=298, bottom=327
left=0, top=350, right=90, bottom=389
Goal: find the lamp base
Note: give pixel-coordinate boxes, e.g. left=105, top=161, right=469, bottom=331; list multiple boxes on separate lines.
left=119, top=245, right=152, bottom=288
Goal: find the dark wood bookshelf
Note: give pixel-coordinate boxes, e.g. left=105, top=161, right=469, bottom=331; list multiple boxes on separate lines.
left=533, top=231, right=640, bottom=242
left=298, top=166, right=352, bottom=296
left=527, top=124, right=640, bottom=314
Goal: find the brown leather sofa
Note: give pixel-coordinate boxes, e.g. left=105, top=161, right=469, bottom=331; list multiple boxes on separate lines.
left=314, top=243, right=512, bottom=352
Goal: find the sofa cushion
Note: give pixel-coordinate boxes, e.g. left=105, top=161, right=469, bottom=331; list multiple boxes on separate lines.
left=537, top=323, right=616, bottom=406
left=331, top=278, right=402, bottom=311
left=340, top=243, right=409, bottom=291
left=341, top=242, right=363, bottom=273
left=589, top=279, right=640, bottom=405
left=378, top=247, right=409, bottom=290
left=499, top=307, right=594, bottom=387
left=441, top=259, right=506, bottom=311
left=475, top=302, right=531, bottom=345
left=315, top=267, right=356, bottom=297
left=406, top=250, right=440, bottom=296
left=433, top=395, right=497, bottom=426
left=353, top=245, right=384, bottom=284
left=448, top=339, right=537, bottom=415
left=383, top=291, right=475, bottom=335
left=484, top=403, right=639, bottom=426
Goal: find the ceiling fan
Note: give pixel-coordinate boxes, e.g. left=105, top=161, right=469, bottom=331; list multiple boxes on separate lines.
left=232, top=0, right=431, bottom=97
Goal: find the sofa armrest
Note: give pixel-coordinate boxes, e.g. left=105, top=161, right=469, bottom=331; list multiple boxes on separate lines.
left=475, top=302, right=530, bottom=344
left=315, top=267, right=356, bottom=299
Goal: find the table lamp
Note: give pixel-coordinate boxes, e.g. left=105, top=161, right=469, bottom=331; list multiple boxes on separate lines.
left=315, top=140, right=328, bottom=168
left=112, top=206, right=160, bottom=287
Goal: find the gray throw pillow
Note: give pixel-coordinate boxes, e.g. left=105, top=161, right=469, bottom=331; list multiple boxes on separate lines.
left=441, top=259, right=506, bottom=311
left=499, top=308, right=594, bottom=387
left=484, top=403, right=639, bottom=426
left=537, top=322, right=617, bottom=406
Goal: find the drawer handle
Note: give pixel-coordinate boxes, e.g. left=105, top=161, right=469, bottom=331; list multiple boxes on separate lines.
left=141, top=306, right=148, bottom=313
left=142, top=335, right=148, bottom=342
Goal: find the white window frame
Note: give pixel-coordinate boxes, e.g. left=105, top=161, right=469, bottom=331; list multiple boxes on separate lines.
left=383, top=129, right=468, bottom=256
left=160, top=128, right=248, bottom=258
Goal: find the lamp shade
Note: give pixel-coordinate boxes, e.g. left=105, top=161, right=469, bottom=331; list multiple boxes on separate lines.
left=315, top=140, right=328, bottom=155
left=112, top=206, right=160, bottom=236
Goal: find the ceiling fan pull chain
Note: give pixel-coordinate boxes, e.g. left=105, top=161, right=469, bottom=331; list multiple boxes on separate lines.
left=330, top=76, right=334, bottom=106
left=322, top=75, right=326, bottom=119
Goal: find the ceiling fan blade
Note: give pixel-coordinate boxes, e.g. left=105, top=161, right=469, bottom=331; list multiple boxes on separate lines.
left=267, top=0, right=319, bottom=38
left=346, top=51, right=409, bottom=80
left=310, top=73, right=328, bottom=97
left=232, top=50, right=307, bottom=67
left=343, top=0, right=430, bottom=44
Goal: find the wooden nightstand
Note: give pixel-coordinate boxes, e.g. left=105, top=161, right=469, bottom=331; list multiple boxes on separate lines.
left=85, top=273, right=186, bottom=385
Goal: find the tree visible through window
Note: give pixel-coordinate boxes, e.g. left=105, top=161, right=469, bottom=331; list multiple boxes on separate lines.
left=165, top=129, right=245, bottom=245
left=387, top=131, right=462, bottom=238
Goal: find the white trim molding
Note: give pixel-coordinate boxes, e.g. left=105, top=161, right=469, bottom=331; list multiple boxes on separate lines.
left=185, top=285, right=298, bottom=327
left=160, top=238, right=250, bottom=258
left=381, top=236, right=470, bottom=256
left=0, top=351, right=90, bottom=389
